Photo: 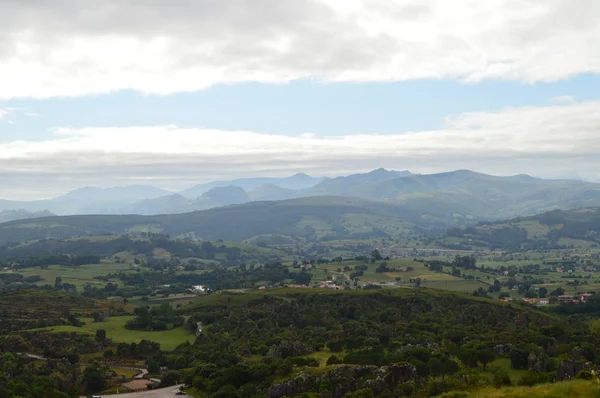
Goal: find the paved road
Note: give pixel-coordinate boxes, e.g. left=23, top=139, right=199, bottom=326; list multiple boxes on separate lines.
left=80, top=385, right=190, bottom=398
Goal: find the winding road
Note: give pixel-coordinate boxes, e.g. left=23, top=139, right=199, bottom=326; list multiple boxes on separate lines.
left=79, top=385, right=189, bottom=397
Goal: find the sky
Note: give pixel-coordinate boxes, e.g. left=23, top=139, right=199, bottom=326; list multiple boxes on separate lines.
left=1, top=0, right=600, bottom=200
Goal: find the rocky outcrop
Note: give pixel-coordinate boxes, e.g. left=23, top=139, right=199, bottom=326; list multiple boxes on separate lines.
left=267, top=363, right=417, bottom=398
left=557, top=361, right=593, bottom=381
left=527, top=351, right=548, bottom=372
left=266, top=340, right=312, bottom=359
left=267, top=373, right=321, bottom=397
left=493, top=344, right=512, bottom=356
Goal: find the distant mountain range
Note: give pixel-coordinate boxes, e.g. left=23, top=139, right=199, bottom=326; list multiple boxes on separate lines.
left=2, top=169, right=600, bottom=226
left=0, top=210, right=55, bottom=224
left=0, top=185, right=173, bottom=216
left=179, top=173, right=327, bottom=198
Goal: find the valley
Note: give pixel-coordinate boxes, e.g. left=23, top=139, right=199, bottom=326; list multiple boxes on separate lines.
left=4, top=173, right=600, bottom=397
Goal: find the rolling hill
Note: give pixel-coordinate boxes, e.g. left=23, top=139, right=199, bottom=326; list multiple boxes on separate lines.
left=0, top=210, right=55, bottom=224
left=439, top=207, right=600, bottom=251
left=0, top=196, right=449, bottom=246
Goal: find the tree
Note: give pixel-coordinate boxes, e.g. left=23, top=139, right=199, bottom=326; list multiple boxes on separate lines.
left=458, top=348, right=479, bottom=368
left=510, top=347, right=529, bottom=370
left=493, top=368, right=512, bottom=387
left=148, top=360, right=160, bottom=374
left=375, top=262, right=390, bottom=273
left=326, top=355, right=341, bottom=365
left=159, top=370, right=181, bottom=387
left=441, top=358, right=459, bottom=380
left=371, top=249, right=383, bottom=261
left=538, top=287, right=548, bottom=298
left=327, top=340, right=344, bottom=353
left=428, top=358, right=443, bottom=379
left=550, top=287, right=565, bottom=297
left=477, top=350, right=496, bottom=370
left=293, top=271, right=312, bottom=285
left=95, top=329, right=106, bottom=342
left=83, top=363, right=107, bottom=392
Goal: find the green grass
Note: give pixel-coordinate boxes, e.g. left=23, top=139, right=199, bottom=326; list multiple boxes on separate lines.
left=465, top=379, right=600, bottom=398
left=484, top=358, right=529, bottom=383
left=304, top=349, right=346, bottom=367
left=129, top=293, right=198, bottom=308
left=310, top=259, right=495, bottom=294
left=28, top=316, right=194, bottom=351
left=17, top=262, right=137, bottom=290
left=181, top=287, right=510, bottom=316
left=113, top=367, right=141, bottom=379
left=184, top=387, right=207, bottom=398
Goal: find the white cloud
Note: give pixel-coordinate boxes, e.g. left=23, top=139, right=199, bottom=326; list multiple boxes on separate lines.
left=1, top=100, right=600, bottom=200
left=0, top=0, right=599, bottom=98
left=0, top=108, right=12, bottom=119
left=551, top=95, right=576, bottom=104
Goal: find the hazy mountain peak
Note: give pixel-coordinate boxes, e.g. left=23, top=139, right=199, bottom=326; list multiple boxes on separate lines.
left=0, top=209, right=55, bottom=224
left=180, top=173, right=326, bottom=198
left=290, top=172, right=311, bottom=178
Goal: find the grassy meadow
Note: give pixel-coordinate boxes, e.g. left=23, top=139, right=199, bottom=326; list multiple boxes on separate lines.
left=28, top=315, right=194, bottom=351
left=16, top=262, right=137, bottom=290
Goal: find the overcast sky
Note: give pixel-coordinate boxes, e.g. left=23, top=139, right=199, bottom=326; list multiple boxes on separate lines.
left=1, top=0, right=600, bottom=199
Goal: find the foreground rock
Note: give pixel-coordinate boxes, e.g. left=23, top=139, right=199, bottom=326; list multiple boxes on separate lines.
left=267, top=363, right=417, bottom=398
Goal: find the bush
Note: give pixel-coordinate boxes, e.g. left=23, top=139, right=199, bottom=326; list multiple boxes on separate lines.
left=517, top=371, right=553, bottom=387
left=492, top=368, right=512, bottom=388
left=440, top=393, right=469, bottom=398
left=577, top=370, right=594, bottom=380
left=327, top=355, right=342, bottom=365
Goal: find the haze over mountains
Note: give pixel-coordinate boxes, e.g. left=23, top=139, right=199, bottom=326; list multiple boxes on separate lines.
left=2, top=168, right=600, bottom=227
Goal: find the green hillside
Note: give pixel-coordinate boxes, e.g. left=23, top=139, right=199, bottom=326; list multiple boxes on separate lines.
left=440, top=207, right=600, bottom=250
left=0, top=197, right=451, bottom=246
left=172, top=288, right=592, bottom=397
left=303, top=170, right=600, bottom=222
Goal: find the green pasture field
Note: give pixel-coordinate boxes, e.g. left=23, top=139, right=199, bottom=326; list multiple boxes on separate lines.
left=307, top=258, right=502, bottom=294
left=16, top=262, right=137, bottom=290
left=27, top=315, right=194, bottom=351
left=128, top=293, right=198, bottom=308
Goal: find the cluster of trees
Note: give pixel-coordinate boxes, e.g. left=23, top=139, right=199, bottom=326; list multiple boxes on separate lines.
left=163, top=289, right=596, bottom=397
left=116, top=261, right=312, bottom=291
left=0, top=254, right=103, bottom=269
left=104, top=340, right=161, bottom=361
left=126, top=304, right=185, bottom=331
left=452, top=255, right=477, bottom=269
left=0, top=353, right=81, bottom=397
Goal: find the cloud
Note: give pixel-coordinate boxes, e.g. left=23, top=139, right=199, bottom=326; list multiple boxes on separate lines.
left=0, top=0, right=599, bottom=98
left=1, top=100, right=600, bottom=199
left=0, top=108, right=12, bottom=119
left=551, top=95, right=576, bottom=104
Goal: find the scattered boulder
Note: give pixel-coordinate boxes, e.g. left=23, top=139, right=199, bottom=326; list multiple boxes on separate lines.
left=557, top=361, right=593, bottom=381
left=267, top=363, right=417, bottom=398
left=266, top=340, right=312, bottom=359
left=494, top=344, right=512, bottom=356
